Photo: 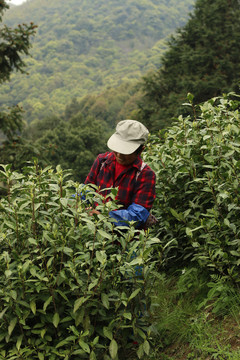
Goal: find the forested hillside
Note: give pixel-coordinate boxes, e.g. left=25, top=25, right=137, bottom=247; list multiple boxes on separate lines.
left=1, top=0, right=194, bottom=123
left=136, top=0, right=240, bottom=130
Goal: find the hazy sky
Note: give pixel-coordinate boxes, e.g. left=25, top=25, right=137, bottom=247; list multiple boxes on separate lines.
left=7, top=0, right=26, bottom=5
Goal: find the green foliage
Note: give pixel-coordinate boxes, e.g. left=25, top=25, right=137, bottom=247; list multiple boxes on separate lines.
left=0, top=0, right=37, bottom=172
left=144, top=93, right=240, bottom=284
left=137, top=0, right=240, bottom=130
left=147, top=268, right=240, bottom=359
left=0, top=105, right=23, bottom=141
left=0, top=0, right=36, bottom=140
left=0, top=163, right=160, bottom=359
left=24, top=113, right=110, bottom=182
left=0, top=1, right=37, bottom=84
left=0, top=0, right=194, bottom=124
left=63, top=82, right=141, bottom=127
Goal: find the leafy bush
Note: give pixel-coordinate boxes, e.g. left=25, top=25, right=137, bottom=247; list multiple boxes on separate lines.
left=144, top=93, right=240, bottom=284
left=0, top=163, right=160, bottom=359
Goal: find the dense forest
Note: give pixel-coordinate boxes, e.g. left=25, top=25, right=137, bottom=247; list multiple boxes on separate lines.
left=1, top=0, right=194, bottom=124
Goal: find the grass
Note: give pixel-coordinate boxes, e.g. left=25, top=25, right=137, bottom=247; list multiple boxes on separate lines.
left=146, top=269, right=240, bottom=360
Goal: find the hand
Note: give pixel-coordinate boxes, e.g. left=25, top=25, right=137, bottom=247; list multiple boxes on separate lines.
left=86, top=207, right=100, bottom=216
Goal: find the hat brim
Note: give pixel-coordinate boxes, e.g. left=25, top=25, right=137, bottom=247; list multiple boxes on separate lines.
left=107, top=134, right=141, bottom=155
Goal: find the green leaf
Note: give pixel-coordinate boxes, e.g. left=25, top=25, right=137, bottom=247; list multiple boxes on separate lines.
left=224, top=218, right=230, bottom=227
left=143, top=340, right=150, bottom=355
left=75, top=308, right=84, bottom=327
left=46, top=257, right=54, bottom=268
left=90, top=350, right=97, bottom=360
left=123, top=312, right=132, bottom=320
left=4, top=220, right=15, bottom=230
left=129, top=288, right=141, bottom=301
left=72, top=350, right=86, bottom=355
left=136, top=327, right=147, bottom=340
left=186, top=227, right=192, bottom=237
left=60, top=198, right=68, bottom=208
left=79, top=339, right=90, bottom=353
left=5, top=269, right=12, bottom=278
left=103, top=327, right=113, bottom=340
left=230, top=250, right=240, bottom=257
left=137, top=344, right=144, bottom=359
left=92, top=336, right=99, bottom=345
left=53, top=312, right=60, bottom=328
left=109, top=339, right=118, bottom=359
left=97, top=229, right=112, bottom=240
left=28, top=237, right=38, bottom=245
left=16, top=334, right=23, bottom=351
left=43, top=296, right=52, bottom=312
left=22, top=260, right=31, bottom=273
left=170, top=208, right=182, bottom=221
left=30, top=300, right=36, bottom=314
left=73, top=296, right=88, bottom=313
left=38, top=353, right=44, bottom=360
left=101, top=293, right=109, bottom=309
left=63, top=247, right=73, bottom=255
left=56, top=339, right=70, bottom=349
left=0, top=308, right=8, bottom=319
left=147, top=237, right=161, bottom=244
left=41, top=329, right=47, bottom=339
left=96, top=250, right=106, bottom=265
left=8, top=317, right=17, bottom=336
left=129, top=257, right=143, bottom=266
left=88, top=278, right=98, bottom=290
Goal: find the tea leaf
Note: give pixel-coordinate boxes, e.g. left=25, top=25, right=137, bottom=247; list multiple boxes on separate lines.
left=5, top=270, right=12, bottom=278
left=129, top=288, right=141, bottom=301
left=101, top=293, right=109, bottom=309
left=28, top=237, right=38, bottom=245
left=73, top=296, right=88, bottom=313
left=143, top=340, right=150, bottom=355
left=43, top=296, right=52, bottom=312
left=109, top=339, right=118, bottom=359
left=79, top=339, right=90, bottom=353
left=97, top=229, right=112, bottom=240
left=90, top=350, right=97, bottom=360
left=53, top=312, right=60, bottom=328
left=123, top=312, right=132, bottom=320
left=30, top=300, right=36, bottom=314
left=8, top=317, right=17, bottom=336
left=103, top=327, right=113, bottom=340
left=16, top=334, right=23, bottom=351
left=38, top=353, right=44, bottom=360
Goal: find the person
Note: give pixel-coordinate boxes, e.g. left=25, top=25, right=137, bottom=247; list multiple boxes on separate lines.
left=84, top=119, right=156, bottom=229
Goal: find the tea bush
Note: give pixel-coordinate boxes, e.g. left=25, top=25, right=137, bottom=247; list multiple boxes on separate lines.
left=144, top=93, right=240, bottom=284
left=0, top=163, right=160, bottom=359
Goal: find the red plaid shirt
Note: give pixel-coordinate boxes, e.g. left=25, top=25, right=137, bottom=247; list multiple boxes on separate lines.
left=85, top=152, right=156, bottom=211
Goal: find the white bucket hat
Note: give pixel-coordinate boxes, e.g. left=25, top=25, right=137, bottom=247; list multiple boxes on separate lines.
left=107, top=119, right=149, bottom=155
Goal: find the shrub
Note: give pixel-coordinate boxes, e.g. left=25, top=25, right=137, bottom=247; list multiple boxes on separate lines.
left=0, top=163, right=160, bottom=359
left=144, top=93, right=240, bottom=285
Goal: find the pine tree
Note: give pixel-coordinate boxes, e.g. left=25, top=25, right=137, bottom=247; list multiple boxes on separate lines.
left=137, top=0, right=240, bottom=131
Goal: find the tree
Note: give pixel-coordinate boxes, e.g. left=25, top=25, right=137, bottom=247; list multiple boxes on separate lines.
left=28, top=113, right=109, bottom=182
left=0, top=0, right=194, bottom=125
left=0, top=0, right=36, bottom=138
left=0, top=0, right=36, bottom=168
left=137, top=0, right=240, bottom=131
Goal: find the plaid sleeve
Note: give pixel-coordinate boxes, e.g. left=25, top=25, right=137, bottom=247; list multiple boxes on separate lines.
left=132, top=166, right=156, bottom=211
left=84, top=154, right=104, bottom=184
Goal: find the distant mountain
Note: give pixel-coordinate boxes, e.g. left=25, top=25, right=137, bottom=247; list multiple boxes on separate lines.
left=1, top=0, right=194, bottom=123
